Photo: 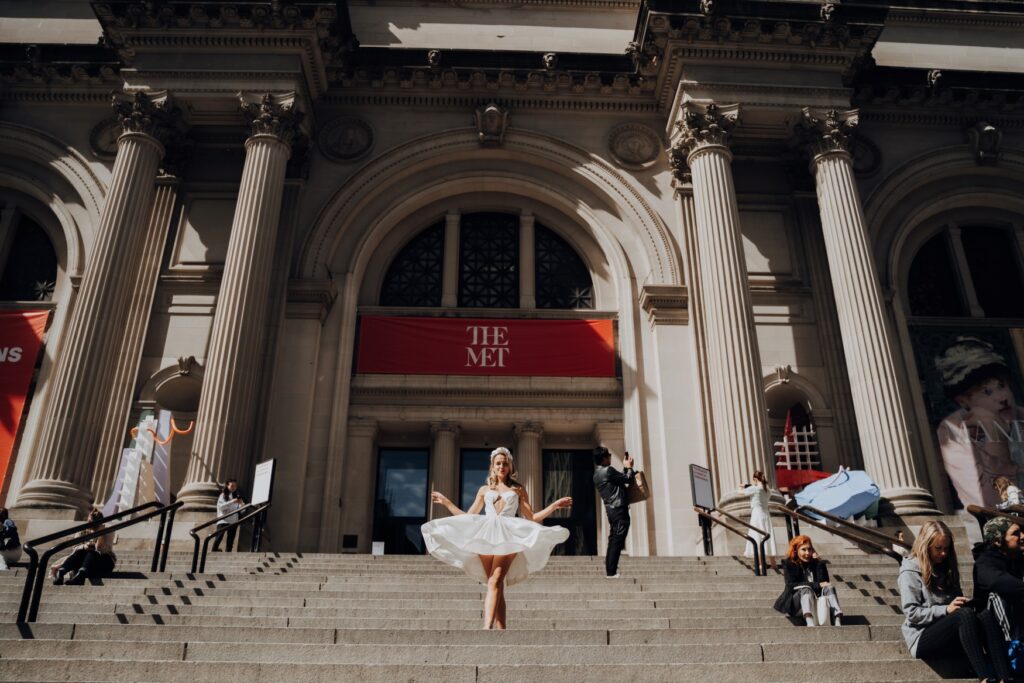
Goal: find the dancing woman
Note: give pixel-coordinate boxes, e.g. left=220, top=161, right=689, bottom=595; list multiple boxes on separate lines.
left=422, top=447, right=572, bottom=629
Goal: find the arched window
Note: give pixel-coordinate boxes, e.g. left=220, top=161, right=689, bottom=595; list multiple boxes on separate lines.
left=379, top=221, right=444, bottom=307
left=536, top=225, right=593, bottom=309
left=380, top=211, right=594, bottom=310
left=907, top=224, right=1024, bottom=319
left=0, top=211, right=58, bottom=302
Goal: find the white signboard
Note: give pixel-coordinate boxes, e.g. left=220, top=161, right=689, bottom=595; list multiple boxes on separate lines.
left=251, top=459, right=276, bottom=505
left=371, top=541, right=385, bottom=556
left=690, top=464, right=715, bottom=510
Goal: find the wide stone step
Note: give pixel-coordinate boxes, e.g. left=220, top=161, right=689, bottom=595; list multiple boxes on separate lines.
left=0, top=659, right=971, bottom=683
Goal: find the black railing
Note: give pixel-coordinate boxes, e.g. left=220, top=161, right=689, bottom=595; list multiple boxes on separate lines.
left=966, top=504, right=1024, bottom=535
left=18, top=500, right=182, bottom=623
left=189, top=501, right=270, bottom=573
left=770, top=503, right=903, bottom=564
left=694, top=506, right=766, bottom=576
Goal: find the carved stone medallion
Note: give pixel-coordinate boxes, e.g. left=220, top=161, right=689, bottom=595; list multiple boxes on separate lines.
left=608, top=123, right=661, bottom=170
left=88, top=116, right=121, bottom=161
left=317, top=116, right=374, bottom=162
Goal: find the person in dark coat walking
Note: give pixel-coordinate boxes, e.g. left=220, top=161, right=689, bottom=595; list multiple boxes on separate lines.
left=593, top=447, right=634, bottom=578
left=773, top=535, right=842, bottom=626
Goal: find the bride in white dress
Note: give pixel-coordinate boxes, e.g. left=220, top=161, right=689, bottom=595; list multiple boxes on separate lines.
left=739, top=470, right=778, bottom=570
left=422, top=447, right=572, bottom=629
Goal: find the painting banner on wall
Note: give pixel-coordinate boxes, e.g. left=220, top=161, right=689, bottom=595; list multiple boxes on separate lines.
left=356, top=316, right=616, bottom=377
left=911, top=327, right=1024, bottom=509
left=0, top=310, right=48, bottom=494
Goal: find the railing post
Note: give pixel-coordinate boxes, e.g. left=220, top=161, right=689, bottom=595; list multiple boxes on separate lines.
left=151, top=509, right=168, bottom=572
left=200, top=532, right=215, bottom=573
left=159, top=504, right=178, bottom=573
left=16, top=547, right=39, bottom=623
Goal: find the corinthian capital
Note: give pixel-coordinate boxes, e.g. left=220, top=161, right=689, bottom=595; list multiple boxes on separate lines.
left=240, top=92, right=305, bottom=146
left=673, top=102, right=740, bottom=161
left=112, top=90, right=182, bottom=145
left=797, top=107, right=858, bottom=160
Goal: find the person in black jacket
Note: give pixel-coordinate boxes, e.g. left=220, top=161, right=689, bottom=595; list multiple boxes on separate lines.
left=593, top=447, right=635, bottom=578
left=973, top=516, right=1024, bottom=634
left=773, top=535, right=843, bottom=626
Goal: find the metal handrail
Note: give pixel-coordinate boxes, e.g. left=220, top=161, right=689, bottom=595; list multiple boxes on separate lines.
left=770, top=503, right=902, bottom=564
left=965, top=504, right=1024, bottom=535
left=710, top=507, right=771, bottom=572
left=190, top=501, right=270, bottom=573
left=18, top=500, right=182, bottom=623
left=694, top=507, right=765, bottom=576
left=792, top=503, right=904, bottom=548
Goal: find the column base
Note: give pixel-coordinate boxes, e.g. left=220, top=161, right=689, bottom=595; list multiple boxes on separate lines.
left=13, top=479, right=93, bottom=516
left=879, top=487, right=939, bottom=517
left=715, top=490, right=752, bottom=517
left=176, top=481, right=220, bottom=513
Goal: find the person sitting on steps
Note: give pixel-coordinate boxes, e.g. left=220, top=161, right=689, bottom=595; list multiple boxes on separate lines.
left=773, top=535, right=843, bottom=626
left=51, top=509, right=117, bottom=586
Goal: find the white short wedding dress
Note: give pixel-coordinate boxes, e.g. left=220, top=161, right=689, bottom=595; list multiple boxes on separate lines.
left=421, top=489, right=569, bottom=586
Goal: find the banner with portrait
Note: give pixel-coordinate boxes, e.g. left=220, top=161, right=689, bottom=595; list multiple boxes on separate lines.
left=910, top=327, right=1024, bottom=509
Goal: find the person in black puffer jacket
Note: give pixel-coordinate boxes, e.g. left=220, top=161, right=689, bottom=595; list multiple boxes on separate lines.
left=973, top=516, right=1024, bottom=638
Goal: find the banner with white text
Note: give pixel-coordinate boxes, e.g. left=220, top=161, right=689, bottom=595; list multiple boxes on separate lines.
left=356, top=316, right=616, bottom=377
left=0, top=310, right=48, bottom=494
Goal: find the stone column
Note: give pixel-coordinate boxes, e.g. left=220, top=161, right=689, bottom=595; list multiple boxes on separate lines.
left=441, top=212, right=460, bottom=307
left=340, top=419, right=378, bottom=552
left=519, top=213, right=536, bottom=309
left=90, top=176, right=182, bottom=501
left=667, top=101, right=770, bottom=511
left=669, top=102, right=773, bottom=513
left=178, top=93, right=303, bottom=511
left=514, top=422, right=543, bottom=509
left=798, top=108, right=936, bottom=515
left=16, top=91, right=181, bottom=514
left=429, top=421, right=459, bottom=518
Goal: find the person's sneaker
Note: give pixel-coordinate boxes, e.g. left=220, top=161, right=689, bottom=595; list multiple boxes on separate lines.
left=605, top=574, right=621, bottom=578
left=52, top=570, right=66, bottom=586
left=65, top=570, right=87, bottom=586
left=833, top=614, right=843, bottom=626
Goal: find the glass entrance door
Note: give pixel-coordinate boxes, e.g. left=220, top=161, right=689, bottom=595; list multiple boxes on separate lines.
left=372, top=448, right=429, bottom=554
left=542, top=449, right=597, bottom=555
left=459, top=448, right=491, bottom=510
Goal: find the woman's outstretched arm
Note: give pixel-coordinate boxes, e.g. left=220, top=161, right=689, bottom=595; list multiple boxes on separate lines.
left=432, top=488, right=486, bottom=516
left=517, top=487, right=572, bottom=522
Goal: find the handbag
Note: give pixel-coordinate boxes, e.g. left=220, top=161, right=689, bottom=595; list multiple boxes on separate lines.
left=626, top=470, right=650, bottom=504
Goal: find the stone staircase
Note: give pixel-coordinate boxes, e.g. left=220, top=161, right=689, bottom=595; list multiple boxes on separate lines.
left=0, top=550, right=978, bottom=682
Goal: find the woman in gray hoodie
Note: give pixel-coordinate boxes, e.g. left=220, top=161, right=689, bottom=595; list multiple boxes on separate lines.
left=899, top=520, right=1012, bottom=682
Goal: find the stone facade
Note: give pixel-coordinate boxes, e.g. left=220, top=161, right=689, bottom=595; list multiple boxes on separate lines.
left=1, top=1, right=1023, bottom=554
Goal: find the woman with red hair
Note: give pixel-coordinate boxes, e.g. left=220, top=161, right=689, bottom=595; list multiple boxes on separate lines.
left=773, top=535, right=843, bottom=626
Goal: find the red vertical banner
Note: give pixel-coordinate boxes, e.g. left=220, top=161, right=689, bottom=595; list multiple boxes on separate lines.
left=0, top=310, right=48, bottom=494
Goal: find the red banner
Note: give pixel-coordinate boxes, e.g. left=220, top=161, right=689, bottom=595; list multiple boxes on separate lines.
left=356, top=316, right=615, bottom=377
left=0, top=310, right=48, bottom=494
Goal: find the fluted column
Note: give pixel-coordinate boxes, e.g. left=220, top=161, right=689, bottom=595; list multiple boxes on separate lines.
left=514, top=423, right=543, bottom=508
left=429, top=422, right=459, bottom=519
left=90, top=176, right=181, bottom=501
left=669, top=102, right=773, bottom=512
left=798, top=108, right=936, bottom=515
left=16, top=91, right=180, bottom=514
left=178, top=93, right=303, bottom=511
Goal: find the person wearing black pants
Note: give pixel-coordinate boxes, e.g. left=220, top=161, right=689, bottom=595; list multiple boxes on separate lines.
left=212, top=479, right=245, bottom=552
left=52, top=509, right=117, bottom=586
left=593, top=447, right=635, bottom=578
left=899, top=520, right=1013, bottom=682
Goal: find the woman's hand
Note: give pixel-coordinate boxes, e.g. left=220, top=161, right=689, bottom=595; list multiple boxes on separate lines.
left=553, top=497, right=573, bottom=509
left=431, top=491, right=451, bottom=507
left=946, top=596, right=968, bottom=614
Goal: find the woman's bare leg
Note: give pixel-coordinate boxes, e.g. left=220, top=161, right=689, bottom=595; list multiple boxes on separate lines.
left=491, top=554, right=516, bottom=630
left=480, top=555, right=497, bottom=629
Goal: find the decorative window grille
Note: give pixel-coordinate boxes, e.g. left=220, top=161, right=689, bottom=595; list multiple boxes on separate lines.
left=380, top=221, right=444, bottom=307
left=458, top=212, right=519, bottom=308
left=774, top=425, right=821, bottom=471
left=0, top=214, right=57, bottom=302
left=535, top=225, right=594, bottom=309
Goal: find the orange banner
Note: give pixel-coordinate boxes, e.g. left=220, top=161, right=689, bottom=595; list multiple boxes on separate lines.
left=0, top=310, right=48, bottom=494
left=356, top=316, right=616, bottom=377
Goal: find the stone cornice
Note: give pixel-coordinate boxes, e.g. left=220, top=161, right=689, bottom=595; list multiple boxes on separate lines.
left=91, top=2, right=340, bottom=99
left=350, top=376, right=623, bottom=408
left=886, top=6, right=1024, bottom=30
left=852, top=67, right=1024, bottom=115
left=639, top=284, right=689, bottom=326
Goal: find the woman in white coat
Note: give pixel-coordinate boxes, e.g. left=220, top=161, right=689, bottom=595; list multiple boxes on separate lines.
left=739, top=470, right=777, bottom=570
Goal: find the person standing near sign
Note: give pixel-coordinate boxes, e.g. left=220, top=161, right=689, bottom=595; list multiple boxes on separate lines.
left=594, top=447, right=635, bottom=578
left=213, top=479, right=245, bottom=552
left=739, top=471, right=777, bottom=571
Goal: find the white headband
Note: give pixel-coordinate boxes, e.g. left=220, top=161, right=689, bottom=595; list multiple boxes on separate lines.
left=490, top=447, right=512, bottom=462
